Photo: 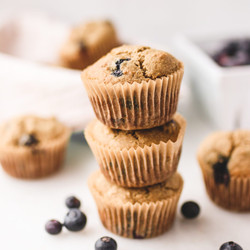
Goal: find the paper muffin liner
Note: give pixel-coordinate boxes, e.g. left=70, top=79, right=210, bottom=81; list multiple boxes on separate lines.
left=88, top=172, right=183, bottom=239
left=60, top=37, right=119, bottom=70
left=85, top=113, right=186, bottom=188
left=199, top=161, right=250, bottom=211
left=0, top=129, right=71, bottom=179
left=82, top=64, right=184, bottom=130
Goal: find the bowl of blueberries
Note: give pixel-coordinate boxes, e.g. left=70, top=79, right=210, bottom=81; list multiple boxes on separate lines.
left=173, top=34, right=250, bottom=130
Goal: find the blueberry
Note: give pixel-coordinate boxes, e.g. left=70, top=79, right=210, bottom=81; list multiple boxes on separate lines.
left=65, top=196, right=81, bottom=209
left=115, top=58, right=131, bottom=65
left=64, top=209, right=87, bottom=232
left=78, top=41, right=87, bottom=52
left=19, top=134, right=39, bottom=146
left=223, top=41, right=238, bottom=56
left=220, top=241, right=243, bottom=250
left=214, top=53, right=235, bottom=67
left=234, top=51, right=249, bottom=66
left=212, top=155, right=230, bottom=186
left=181, top=201, right=200, bottom=219
left=213, top=38, right=250, bottom=67
left=45, top=220, right=62, bottom=235
left=95, top=236, right=117, bottom=250
left=111, top=69, right=123, bottom=77
left=238, top=39, right=250, bottom=54
left=111, top=58, right=131, bottom=77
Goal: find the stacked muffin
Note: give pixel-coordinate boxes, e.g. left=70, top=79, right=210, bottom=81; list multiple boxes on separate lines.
left=81, top=45, right=186, bottom=238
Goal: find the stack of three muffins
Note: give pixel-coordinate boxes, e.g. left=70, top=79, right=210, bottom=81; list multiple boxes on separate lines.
left=81, top=45, right=186, bottom=238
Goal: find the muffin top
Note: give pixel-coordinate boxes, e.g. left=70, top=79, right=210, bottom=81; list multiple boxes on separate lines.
left=89, top=170, right=183, bottom=205
left=85, top=114, right=185, bottom=150
left=61, top=20, right=117, bottom=55
left=0, top=115, right=69, bottom=148
left=197, top=130, right=250, bottom=177
left=82, top=45, right=182, bottom=85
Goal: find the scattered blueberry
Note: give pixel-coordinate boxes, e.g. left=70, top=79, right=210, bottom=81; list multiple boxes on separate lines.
left=111, top=58, right=131, bottom=77
left=19, top=134, right=39, bottom=146
left=212, top=155, right=230, bottom=186
left=181, top=201, right=200, bottom=219
left=45, top=220, right=62, bottom=235
left=220, top=241, right=243, bottom=250
left=65, top=196, right=81, bottom=209
left=95, top=236, right=117, bottom=250
left=64, top=208, right=87, bottom=232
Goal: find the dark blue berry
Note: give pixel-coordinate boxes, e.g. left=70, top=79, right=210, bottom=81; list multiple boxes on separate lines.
left=238, top=39, right=250, bottom=54
left=19, top=134, right=39, bottom=146
left=220, top=241, right=243, bottom=250
left=45, top=220, right=62, bottom=235
left=78, top=41, right=87, bottom=52
left=213, top=38, right=250, bottom=67
left=115, top=58, right=131, bottom=65
left=65, top=196, right=81, bottom=209
left=223, top=42, right=238, bottom=56
left=181, top=201, right=200, bottom=219
left=64, top=209, right=87, bottom=232
left=95, top=236, right=117, bottom=250
left=111, top=69, right=123, bottom=77
left=213, top=155, right=230, bottom=186
left=111, top=58, right=131, bottom=77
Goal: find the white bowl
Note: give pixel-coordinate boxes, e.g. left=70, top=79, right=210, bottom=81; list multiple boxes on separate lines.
left=173, top=33, right=250, bottom=130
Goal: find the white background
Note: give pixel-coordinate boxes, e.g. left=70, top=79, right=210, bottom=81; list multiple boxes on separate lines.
left=0, top=1, right=250, bottom=250
left=0, top=0, right=250, bottom=42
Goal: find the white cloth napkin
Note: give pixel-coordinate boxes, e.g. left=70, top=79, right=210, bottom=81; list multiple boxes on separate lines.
left=0, top=12, right=95, bottom=131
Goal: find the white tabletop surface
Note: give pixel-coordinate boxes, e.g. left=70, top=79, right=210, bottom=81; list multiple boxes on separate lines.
left=0, top=98, right=249, bottom=250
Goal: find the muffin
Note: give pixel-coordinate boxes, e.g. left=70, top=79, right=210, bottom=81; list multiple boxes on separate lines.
left=197, top=130, right=250, bottom=211
left=0, top=115, right=71, bottom=179
left=60, top=20, right=119, bottom=70
left=85, top=113, right=186, bottom=187
left=88, top=170, right=183, bottom=238
left=81, top=45, right=184, bottom=130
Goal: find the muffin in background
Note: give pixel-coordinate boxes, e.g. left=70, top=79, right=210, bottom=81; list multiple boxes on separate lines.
left=0, top=115, right=71, bottom=179
left=85, top=113, right=186, bottom=187
left=88, top=170, right=183, bottom=238
left=82, top=45, right=184, bottom=130
left=60, top=20, right=119, bottom=70
left=197, top=130, right=250, bottom=211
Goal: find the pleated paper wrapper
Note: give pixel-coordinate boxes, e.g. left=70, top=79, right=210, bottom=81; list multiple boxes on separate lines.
left=0, top=129, right=71, bottom=179
left=88, top=171, right=183, bottom=238
left=200, top=164, right=250, bottom=211
left=82, top=64, right=184, bottom=130
left=85, top=113, right=186, bottom=188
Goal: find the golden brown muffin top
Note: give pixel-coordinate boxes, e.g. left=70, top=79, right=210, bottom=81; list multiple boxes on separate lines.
left=82, top=45, right=182, bottom=85
left=197, top=130, right=250, bottom=177
left=70, top=20, right=117, bottom=46
left=0, top=115, right=69, bottom=148
left=89, top=170, right=183, bottom=205
left=61, top=21, right=117, bottom=59
left=85, top=114, right=185, bottom=150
